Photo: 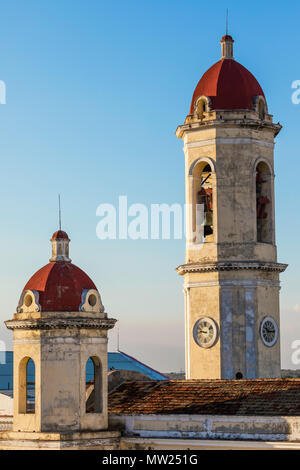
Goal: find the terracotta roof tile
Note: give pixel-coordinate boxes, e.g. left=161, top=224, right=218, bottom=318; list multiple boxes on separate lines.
left=108, top=379, right=300, bottom=416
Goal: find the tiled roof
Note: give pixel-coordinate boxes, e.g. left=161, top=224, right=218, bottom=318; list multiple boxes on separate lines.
left=108, top=379, right=300, bottom=416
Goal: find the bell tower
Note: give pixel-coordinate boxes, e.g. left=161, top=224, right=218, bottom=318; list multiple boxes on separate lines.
left=3, top=230, right=120, bottom=449
left=176, top=35, right=287, bottom=380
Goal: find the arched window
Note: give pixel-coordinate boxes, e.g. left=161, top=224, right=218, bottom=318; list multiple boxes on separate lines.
left=256, top=162, right=272, bottom=243
left=85, top=356, right=102, bottom=414
left=193, top=163, right=214, bottom=243
left=19, top=357, right=35, bottom=414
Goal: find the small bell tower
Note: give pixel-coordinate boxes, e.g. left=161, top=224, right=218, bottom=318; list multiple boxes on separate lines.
left=176, top=35, right=287, bottom=380
left=3, top=230, right=120, bottom=449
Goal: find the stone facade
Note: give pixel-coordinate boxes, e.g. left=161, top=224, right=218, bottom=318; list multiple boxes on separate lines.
left=6, top=315, right=115, bottom=433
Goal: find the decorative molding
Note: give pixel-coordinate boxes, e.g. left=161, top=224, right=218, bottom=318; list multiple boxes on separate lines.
left=176, top=120, right=282, bottom=139
left=177, top=261, right=288, bottom=276
left=79, top=289, right=105, bottom=314
left=5, top=317, right=117, bottom=331
left=14, top=337, right=108, bottom=344
left=17, top=290, right=41, bottom=314
left=184, top=138, right=274, bottom=151
left=184, top=280, right=281, bottom=288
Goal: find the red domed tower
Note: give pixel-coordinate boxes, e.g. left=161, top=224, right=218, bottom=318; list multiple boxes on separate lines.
left=176, top=35, right=287, bottom=381
left=5, top=230, right=118, bottom=445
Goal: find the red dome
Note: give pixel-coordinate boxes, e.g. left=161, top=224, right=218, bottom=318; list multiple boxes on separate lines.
left=221, top=35, right=234, bottom=42
left=190, top=59, right=265, bottom=114
left=51, top=230, right=69, bottom=240
left=23, top=262, right=97, bottom=312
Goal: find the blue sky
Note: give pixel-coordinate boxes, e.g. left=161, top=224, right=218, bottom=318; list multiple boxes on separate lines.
left=0, top=0, right=299, bottom=372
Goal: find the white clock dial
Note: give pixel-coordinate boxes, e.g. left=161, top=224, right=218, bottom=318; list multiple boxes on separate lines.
left=260, top=316, right=278, bottom=347
left=193, top=317, right=218, bottom=349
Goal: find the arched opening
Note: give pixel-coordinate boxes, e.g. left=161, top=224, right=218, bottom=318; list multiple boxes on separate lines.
left=258, top=99, right=266, bottom=120
left=19, top=357, right=35, bottom=414
left=88, top=294, right=97, bottom=307
left=193, top=162, right=214, bottom=243
left=196, top=98, right=208, bottom=119
left=256, top=162, right=272, bottom=243
left=85, top=356, right=102, bottom=414
left=65, top=242, right=69, bottom=258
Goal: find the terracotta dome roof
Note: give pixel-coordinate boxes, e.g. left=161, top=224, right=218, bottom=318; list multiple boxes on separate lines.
left=190, top=58, right=265, bottom=114
left=23, top=262, right=97, bottom=312
left=221, top=35, right=234, bottom=42
left=51, top=230, right=70, bottom=240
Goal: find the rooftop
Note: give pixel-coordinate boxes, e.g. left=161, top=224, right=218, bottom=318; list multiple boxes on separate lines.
left=109, top=379, right=300, bottom=416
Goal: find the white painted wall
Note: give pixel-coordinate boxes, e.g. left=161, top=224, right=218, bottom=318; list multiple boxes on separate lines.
left=0, top=393, right=13, bottom=416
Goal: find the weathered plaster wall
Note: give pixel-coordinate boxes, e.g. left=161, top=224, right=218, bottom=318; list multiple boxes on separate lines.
left=9, top=310, right=114, bottom=434
left=110, top=414, right=300, bottom=448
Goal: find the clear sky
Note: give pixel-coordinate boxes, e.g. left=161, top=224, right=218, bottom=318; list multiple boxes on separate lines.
left=0, top=0, right=299, bottom=372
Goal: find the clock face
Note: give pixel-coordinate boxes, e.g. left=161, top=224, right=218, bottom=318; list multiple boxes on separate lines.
left=260, top=317, right=278, bottom=348
left=193, top=317, right=218, bottom=349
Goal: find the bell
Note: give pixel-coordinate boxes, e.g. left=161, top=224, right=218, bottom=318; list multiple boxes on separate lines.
left=203, top=212, right=213, bottom=237
left=203, top=212, right=213, bottom=227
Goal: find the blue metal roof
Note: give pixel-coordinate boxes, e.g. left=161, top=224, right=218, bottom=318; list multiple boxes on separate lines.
left=0, top=352, right=14, bottom=390
left=108, top=351, right=168, bottom=381
left=0, top=350, right=167, bottom=390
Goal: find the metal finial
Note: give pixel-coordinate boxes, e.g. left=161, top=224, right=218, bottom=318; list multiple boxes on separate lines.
left=58, top=194, right=62, bottom=230
left=226, top=8, right=229, bottom=35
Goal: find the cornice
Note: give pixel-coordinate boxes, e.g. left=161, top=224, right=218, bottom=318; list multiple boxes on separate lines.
left=5, top=317, right=117, bottom=331
left=184, top=137, right=275, bottom=151
left=176, top=118, right=282, bottom=139
left=176, top=261, right=288, bottom=276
